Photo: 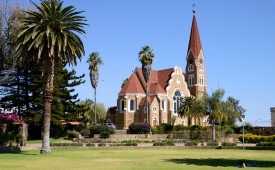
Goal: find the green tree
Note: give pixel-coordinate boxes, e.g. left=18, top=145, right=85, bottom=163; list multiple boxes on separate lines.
left=178, top=96, right=196, bottom=126
left=203, top=89, right=228, bottom=141
left=87, top=52, right=103, bottom=125
left=79, top=99, right=93, bottom=126
left=16, top=0, right=86, bottom=154
left=95, top=103, right=106, bottom=123
left=225, top=96, right=246, bottom=126
left=0, top=1, right=23, bottom=85
left=138, top=45, right=155, bottom=123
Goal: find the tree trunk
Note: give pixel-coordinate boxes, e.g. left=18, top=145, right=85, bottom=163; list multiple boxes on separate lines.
left=212, top=119, right=216, bottom=141
left=90, top=70, right=98, bottom=89
left=90, top=70, right=98, bottom=126
left=19, top=123, right=28, bottom=146
left=40, top=57, right=55, bottom=154
left=0, top=123, right=7, bottom=145
left=142, top=64, right=152, bottom=82
left=94, top=88, right=97, bottom=125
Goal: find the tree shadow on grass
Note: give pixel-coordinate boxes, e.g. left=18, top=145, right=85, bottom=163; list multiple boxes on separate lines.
left=164, top=158, right=275, bottom=168
left=0, top=151, right=38, bottom=155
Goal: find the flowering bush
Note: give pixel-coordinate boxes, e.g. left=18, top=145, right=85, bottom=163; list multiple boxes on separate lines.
left=0, top=113, right=19, bottom=123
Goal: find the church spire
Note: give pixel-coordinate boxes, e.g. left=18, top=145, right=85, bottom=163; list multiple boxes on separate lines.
left=185, top=7, right=206, bottom=99
left=187, top=7, right=202, bottom=58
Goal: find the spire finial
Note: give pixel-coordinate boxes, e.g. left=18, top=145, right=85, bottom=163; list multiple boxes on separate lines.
left=192, top=4, right=196, bottom=14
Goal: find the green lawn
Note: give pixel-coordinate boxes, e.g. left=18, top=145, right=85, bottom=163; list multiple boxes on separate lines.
left=0, top=149, right=275, bottom=170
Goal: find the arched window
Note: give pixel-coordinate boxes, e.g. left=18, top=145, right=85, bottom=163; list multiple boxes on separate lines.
left=161, top=99, right=166, bottom=112
left=199, top=64, right=204, bottom=71
left=188, top=64, right=194, bottom=72
left=173, top=90, right=182, bottom=114
left=120, top=99, right=125, bottom=113
left=129, top=99, right=135, bottom=112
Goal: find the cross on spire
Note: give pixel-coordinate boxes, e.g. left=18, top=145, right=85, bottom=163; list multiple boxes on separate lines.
left=192, top=4, right=196, bottom=14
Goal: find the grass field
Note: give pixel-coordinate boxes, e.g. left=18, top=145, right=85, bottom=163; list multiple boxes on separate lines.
left=0, top=149, right=275, bottom=170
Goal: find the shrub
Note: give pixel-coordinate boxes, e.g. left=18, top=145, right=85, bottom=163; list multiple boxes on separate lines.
left=110, top=141, right=137, bottom=146
left=151, top=127, right=158, bottom=134
left=125, top=141, right=137, bottom=146
left=80, top=128, right=91, bottom=137
left=174, top=125, right=189, bottom=131
left=100, top=131, right=110, bottom=138
left=50, top=143, right=63, bottom=146
left=238, top=134, right=275, bottom=143
left=153, top=140, right=175, bottom=146
left=222, top=142, right=237, bottom=146
left=256, top=142, right=275, bottom=146
left=225, top=127, right=235, bottom=135
left=128, top=123, right=150, bottom=134
left=90, top=125, right=115, bottom=135
left=207, top=142, right=218, bottom=146
left=67, top=130, right=79, bottom=138
left=62, top=143, right=70, bottom=146
left=184, top=141, right=198, bottom=146
left=70, top=143, right=83, bottom=146
left=173, top=131, right=190, bottom=139
left=190, top=125, right=203, bottom=131
left=98, top=143, right=106, bottom=146
left=86, top=143, right=95, bottom=146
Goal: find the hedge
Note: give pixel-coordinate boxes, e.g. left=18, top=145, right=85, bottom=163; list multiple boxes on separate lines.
left=238, top=134, right=275, bottom=143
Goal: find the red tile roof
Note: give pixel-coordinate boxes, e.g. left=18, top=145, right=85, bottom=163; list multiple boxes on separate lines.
left=119, top=73, right=145, bottom=94
left=119, top=67, right=174, bottom=95
left=187, top=15, right=202, bottom=58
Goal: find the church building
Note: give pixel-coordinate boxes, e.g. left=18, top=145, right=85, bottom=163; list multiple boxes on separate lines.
left=107, top=11, right=207, bottom=130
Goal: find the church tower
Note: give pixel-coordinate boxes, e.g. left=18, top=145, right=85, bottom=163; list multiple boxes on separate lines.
left=185, top=9, right=206, bottom=99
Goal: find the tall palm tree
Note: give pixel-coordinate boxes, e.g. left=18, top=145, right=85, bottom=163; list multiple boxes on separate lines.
left=178, top=96, right=196, bottom=126
left=87, top=52, right=103, bottom=125
left=138, top=45, right=155, bottom=124
left=16, top=0, right=86, bottom=154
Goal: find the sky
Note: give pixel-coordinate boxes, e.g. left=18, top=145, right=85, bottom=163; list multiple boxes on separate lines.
left=15, top=0, right=275, bottom=126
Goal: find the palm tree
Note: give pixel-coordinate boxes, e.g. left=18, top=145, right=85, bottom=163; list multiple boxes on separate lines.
left=204, top=89, right=225, bottom=141
left=16, top=0, right=86, bottom=154
left=87, top=52, right=103, bottom=125
left=178, top=96, right=196, bottom=126
left=191, top=99, right=207, bottom=125
left=138, top=45, right=155, bottom=124
left=79, top=99, right=93, bottom=126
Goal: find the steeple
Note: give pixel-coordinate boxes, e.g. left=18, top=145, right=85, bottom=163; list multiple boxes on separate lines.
left=185, top=7, right=206, bottom=99
left=187, top=13, right=202, bottom=58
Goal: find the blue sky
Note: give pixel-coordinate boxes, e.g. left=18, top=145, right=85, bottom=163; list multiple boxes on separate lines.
left=17, top=0, right=275, bottom=126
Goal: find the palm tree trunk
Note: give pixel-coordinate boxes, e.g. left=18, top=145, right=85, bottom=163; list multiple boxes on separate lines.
left=94, top=87, right=97, bottom=125
left=40, top=57, right=54, bottom=154
left=212, top=119, right=216, bottom=141
left=146, top=82, right=148, bottom=124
